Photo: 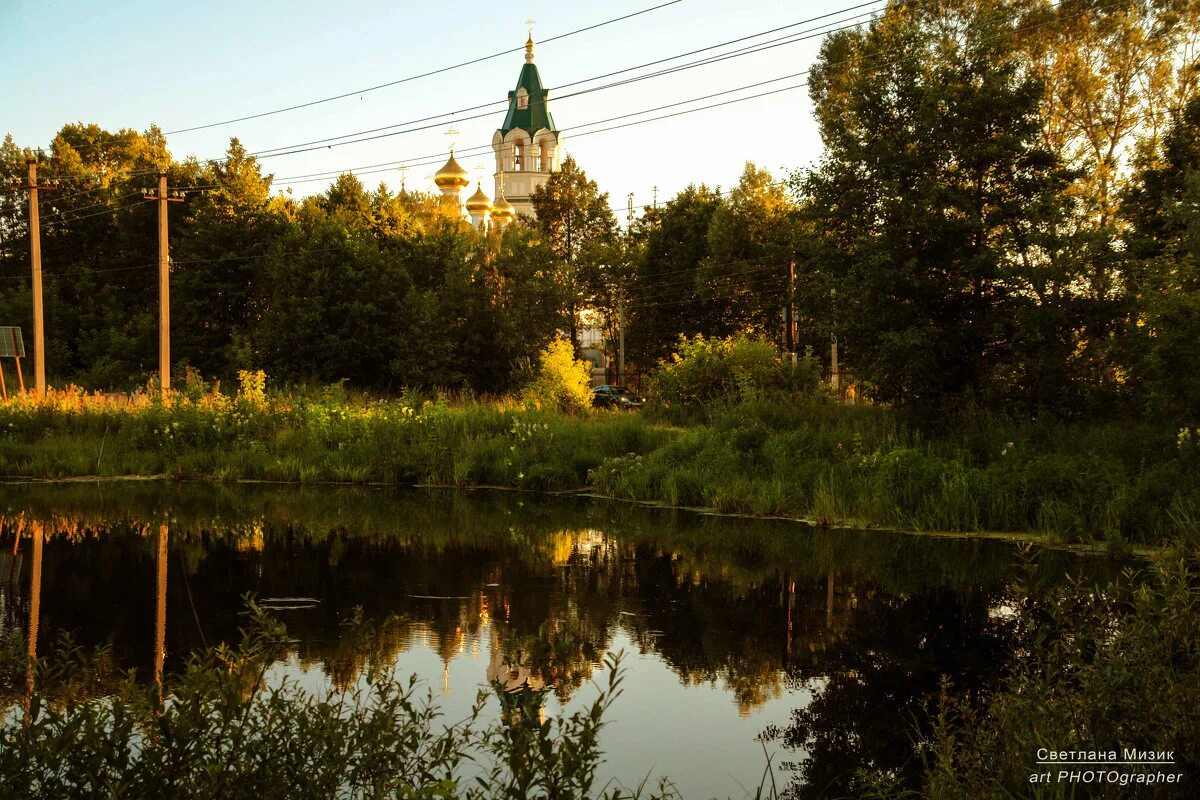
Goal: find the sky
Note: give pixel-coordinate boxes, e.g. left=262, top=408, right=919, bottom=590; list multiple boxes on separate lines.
left=0, top=0, right=872, bottom=216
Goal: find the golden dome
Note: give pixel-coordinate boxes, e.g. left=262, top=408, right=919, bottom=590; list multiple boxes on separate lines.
left=491, top=194, right=515, bottom=221
left=433, top=150, right=470, bottom=189
left=465, top=183, right=491, bottom=213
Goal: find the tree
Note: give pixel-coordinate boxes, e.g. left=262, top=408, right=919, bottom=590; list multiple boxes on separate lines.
left=1122, top=94, right=1200, bottom=417
left=627, top=185, right=723, bottom=366
left=701, top=163, right=798, bottom=338
left=174, top=139, right=286, bottom=378
left=796, top=0, right=1115, bottom=413
left=1020, top=0, right=1200, bottom=229
left=530, top=156, right=618, bottom=350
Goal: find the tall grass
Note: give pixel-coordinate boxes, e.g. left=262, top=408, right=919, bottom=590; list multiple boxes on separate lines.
left=1, top=386, right=1196, bottom=545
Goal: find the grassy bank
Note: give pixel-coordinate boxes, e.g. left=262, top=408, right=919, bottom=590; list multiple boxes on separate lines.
left=1, top=386, right=1197, bottom=547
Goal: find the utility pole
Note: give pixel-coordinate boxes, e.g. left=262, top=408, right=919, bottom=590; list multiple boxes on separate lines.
left=785, top=260, right=797, bottom=365
left=620, top=192, right=633, bottom=388
left=144, top=174, right=184, bottom=398
left=652, top=185, right=658, bottom=209
left=831, top=335, right=840, bottom=396
left=12, top=158, right=58, bottom=399
left=618, top=295, right=626, bottom=387
left=830, top=287, right=840, bottom=397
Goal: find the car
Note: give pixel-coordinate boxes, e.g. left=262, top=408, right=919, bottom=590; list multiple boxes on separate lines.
left=592, top=385, right=643, bottom=410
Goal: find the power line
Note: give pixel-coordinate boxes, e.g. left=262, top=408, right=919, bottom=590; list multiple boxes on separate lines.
left=246, top=2, right=887, bottom=157
left=245, top=14, right=882, bottom=161
left=161, top=2, right=683, bottom=136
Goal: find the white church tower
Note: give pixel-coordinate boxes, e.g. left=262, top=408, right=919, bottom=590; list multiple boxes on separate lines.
left=491, top=35, right=561, bottom=218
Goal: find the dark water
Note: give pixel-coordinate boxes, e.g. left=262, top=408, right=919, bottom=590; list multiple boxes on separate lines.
left=0, top=483, right=1117, bottom=798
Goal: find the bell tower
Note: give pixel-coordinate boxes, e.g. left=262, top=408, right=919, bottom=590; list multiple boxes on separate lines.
left=492, top=33, right=561, bottom=218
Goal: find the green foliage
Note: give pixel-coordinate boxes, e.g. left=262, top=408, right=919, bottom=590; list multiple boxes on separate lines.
left=521, top=338, right=593, bottom=415
left=798, top=1, right=1121, bottom=415
left=0, top=604, right=671, bottom=800
left=0, top=128, right=568, bottom=396
left=530, top=156, right=619, bottom=350
left=923, top=552, right=1200, bottom=799
left=646, top=334, right=820, bottom=415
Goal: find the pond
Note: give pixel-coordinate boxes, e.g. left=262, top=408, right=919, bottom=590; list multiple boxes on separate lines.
left=0, top=482, right=1118, bottom=799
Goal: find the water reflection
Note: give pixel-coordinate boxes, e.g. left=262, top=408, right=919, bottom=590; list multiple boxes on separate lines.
left=0, top=483, right=1114, bottom=797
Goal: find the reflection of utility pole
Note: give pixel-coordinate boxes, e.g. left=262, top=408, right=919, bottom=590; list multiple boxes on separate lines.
left=155, top=523, right=169, bottom=696
left=825, top=569, right=835, bottom=630
left=25, top=521, right=43, bottom=725
left=785, top=575, right=795, bottom=660
left=143, top=174, right=184, bottom=398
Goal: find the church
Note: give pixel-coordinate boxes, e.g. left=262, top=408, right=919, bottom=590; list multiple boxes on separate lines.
left=431, top=34, right=562, bottom=230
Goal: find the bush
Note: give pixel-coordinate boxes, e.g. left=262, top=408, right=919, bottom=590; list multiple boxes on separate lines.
left=521, top=338, right=593, bottom=414
left=647, top=334, right=819, bottom=413
left=921, top=551, right=1200, bottom=799
left=0, top=604, right=671, bottom=800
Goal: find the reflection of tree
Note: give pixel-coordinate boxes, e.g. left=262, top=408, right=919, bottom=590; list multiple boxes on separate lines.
left=765, top=586, right=1016, bottom=799
left=2, top=481, right=1102, bottom=773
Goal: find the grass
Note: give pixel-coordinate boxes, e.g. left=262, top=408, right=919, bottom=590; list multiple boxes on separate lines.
left=1, top=385, right=1197, bottom=547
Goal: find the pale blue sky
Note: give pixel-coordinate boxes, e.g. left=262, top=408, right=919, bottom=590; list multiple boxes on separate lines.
left=1, top=0, right=874, bottom=212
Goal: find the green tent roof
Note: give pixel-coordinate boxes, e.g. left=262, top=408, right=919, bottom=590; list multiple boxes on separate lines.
left=499, top=63, right=557, bottom=138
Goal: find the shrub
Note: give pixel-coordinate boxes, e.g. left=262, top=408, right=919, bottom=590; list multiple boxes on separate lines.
left=0, top=604, right=671, bottom=800
left=647, top=334, right=819, bottom=413
left=521, top=338, right=593, bottom=414
left=237, top=369, right=268, bottom=408
left=921, top=551, right=1200, bottom=799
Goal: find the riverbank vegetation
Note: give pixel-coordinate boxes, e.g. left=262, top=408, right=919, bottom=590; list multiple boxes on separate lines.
left=4, top=0, right=1200, bottom=795
left=0, top=605, right=680, bottom=800
left=1, top=359, right=1196, bottom=549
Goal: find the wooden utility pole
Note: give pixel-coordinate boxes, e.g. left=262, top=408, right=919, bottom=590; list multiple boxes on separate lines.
left=829, top=287, right=840, bottom=396
left=617, top=296, right=626, bottom=386
left=831, top=335, right=840, bottom=395
left=620, top=192, right=633, bottom=387
left=785, top=260, right=797, bottom=364
left=12, top=159, right=57, bottom=399
left=144, top=174, right=183, bottom=397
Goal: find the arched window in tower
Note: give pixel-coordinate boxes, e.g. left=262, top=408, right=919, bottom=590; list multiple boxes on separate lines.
left=513, top=143, right=523, bottom=171
left=517, top=88, right=529, bottom=110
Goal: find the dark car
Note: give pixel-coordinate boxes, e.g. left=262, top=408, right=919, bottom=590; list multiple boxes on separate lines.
left=592, top=385, right=643, bottom=409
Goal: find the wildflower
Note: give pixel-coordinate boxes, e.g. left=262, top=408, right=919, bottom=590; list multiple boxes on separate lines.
left=517, top=472, right=524, bottom=480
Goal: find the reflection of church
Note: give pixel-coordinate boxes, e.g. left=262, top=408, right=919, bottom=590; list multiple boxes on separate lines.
left=433, top=35, right=562, bottom=231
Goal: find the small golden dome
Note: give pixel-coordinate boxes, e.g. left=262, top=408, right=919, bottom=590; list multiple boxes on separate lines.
left=433, top=150, right=470, bottom=189
left=465, top=183, right=491, bottom=213
left=491, top=195, right=515, bottom=221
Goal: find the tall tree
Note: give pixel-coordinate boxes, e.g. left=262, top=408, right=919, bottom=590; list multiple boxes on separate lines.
left=530, top=156, right=618, bottom=350
left=701, top=162, right=798, bottom=339
left=798, top=0, right=1109, bottom=413
left=627, top=185, right=723, bottom=366
left=1020, top=0, right=1200, bottom=229
left=1122, top=94, right=1200, bottom=417
left=174, top=139, right=285, bottom=378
